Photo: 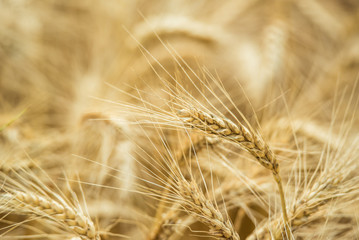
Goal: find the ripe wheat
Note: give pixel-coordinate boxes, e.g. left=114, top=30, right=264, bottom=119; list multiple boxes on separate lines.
left=2, top=190, right=100, bottom=240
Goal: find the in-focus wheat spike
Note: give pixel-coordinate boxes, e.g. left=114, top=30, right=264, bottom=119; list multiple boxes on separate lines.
left=148, top=135, right=218, bottom=240
left=177, top=108, right=278, bottom=173
left=1, top=190, right=100, bottom=240
left=151, top=177, right=268, bottom=240
left=177, top=107, right=290, bottom=235
left=175, top=179, right=240, bottom=240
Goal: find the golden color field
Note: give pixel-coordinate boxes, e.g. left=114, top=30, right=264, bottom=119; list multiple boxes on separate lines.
left=0, top=1, right=359, bottom=239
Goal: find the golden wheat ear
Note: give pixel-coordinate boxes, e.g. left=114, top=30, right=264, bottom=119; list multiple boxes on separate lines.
left=174, top=178, right=240, bottom=240
left=148, top=134, right=216, bottom=240
left=176, top=107, right=291, bottom=236
left=2, top=191, right=100, bottom=240
left=0, top=167, right=101, bottom=240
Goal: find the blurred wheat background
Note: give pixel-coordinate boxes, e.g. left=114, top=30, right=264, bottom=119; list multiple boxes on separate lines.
left=1, top=0, right=359, bottom=239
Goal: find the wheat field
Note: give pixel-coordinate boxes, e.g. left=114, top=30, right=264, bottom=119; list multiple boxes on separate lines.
left=1, top=0, right=359, bottom=239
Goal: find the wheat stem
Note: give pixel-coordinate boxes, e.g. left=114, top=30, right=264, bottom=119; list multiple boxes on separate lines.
left=273, top=173, right=290, bottom=239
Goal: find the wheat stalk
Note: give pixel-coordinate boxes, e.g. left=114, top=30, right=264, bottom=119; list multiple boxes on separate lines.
left=177, top=107, right=290, bottom=235
left=1, top=190, right=100, bottom=240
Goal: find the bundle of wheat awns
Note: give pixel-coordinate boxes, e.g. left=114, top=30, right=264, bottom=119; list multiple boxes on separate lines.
left=1, top=0, right=359, bottom=239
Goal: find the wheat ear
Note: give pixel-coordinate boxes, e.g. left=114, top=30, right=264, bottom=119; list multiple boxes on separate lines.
left=2, top=190, right=100, bottom=240
left=247, top=176, right=353, bottom=240
left=149, top=136, right=218, bottom=240
left=176, top=179, right=240, bottom=240
left=177, top=108, right=290, bottom=233
left=248, top=139, right=359, bottom=240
